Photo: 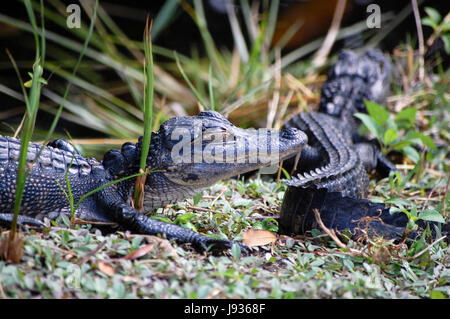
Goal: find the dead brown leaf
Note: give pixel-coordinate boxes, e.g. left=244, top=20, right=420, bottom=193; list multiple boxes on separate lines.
left=127, top=234, right=179, bottom=261
left=123, top=243, right=154, bottom=260
left=98, top=260, right=115, bottom=276
left=242, top=229, right=277, bottom=247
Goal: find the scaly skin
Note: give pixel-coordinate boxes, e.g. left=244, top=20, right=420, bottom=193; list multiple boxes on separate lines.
left=278, top=50, right=436, bottom=240
left=0, top=111, right=307, bottom=253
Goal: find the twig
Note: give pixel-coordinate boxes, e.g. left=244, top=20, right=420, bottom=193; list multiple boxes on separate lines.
left=408, top=236, right=447, bottom=260
left=411, top=0, right=425, bottom=82
left=312, top=0, right=347, bottom=68
left=422, top=178, right=442, bottom=208
left=276, top=160, right=283, bottom=182
left=313, top=208, right=368, bottom=257
left=211, top=188, right=226, bottom=207
left=186, top=205, right=210, bottom=212
left=77, top=240, right=107, bottom=266
left=443, top=174, right=449, bottom=218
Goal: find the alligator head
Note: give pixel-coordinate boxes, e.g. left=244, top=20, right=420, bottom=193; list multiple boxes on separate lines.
left=103, top=111, right=307, bottom=211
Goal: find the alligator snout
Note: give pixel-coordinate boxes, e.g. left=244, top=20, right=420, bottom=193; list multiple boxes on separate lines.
left=278, top=127, right=307, bottom=160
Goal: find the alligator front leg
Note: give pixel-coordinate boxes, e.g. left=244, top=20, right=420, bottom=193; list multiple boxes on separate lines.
left=96, top=189, right=249, bottom=253
left=354, top=140, right=398, bottom=176
left=0, top=214, right=45, bottom=228
left=119, top=204, right=249, bottom=253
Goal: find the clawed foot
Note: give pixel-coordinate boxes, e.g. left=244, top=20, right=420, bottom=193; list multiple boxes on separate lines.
left=0, top=214, right=46, bottom=230
left=192, top=235, right=250, bottom=255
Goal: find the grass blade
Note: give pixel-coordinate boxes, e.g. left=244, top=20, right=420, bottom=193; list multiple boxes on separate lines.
left=41, top=0, right=99, bottom=146
left=174, top=51, right=207, bottom=108
left=208, top=63, right=215, bottom=111
left=11, top=0, right=44, bottom=235
left=133, top=18, right=155, bottom=210
left=226, top=1, right=249, bottom=62
left=152, top=0, right=180, bottom=40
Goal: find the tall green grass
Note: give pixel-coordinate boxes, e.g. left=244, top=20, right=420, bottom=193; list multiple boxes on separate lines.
left=1, top=0, right=98, bottom=263
left=133, top=18, right=155, bottom=210
left=11, top=0, right=46, bottom=234
left=0, top=0, right=46, bottom=262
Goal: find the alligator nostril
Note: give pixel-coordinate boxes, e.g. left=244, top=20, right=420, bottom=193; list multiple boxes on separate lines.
left=280, top=127, right=299, bottom=139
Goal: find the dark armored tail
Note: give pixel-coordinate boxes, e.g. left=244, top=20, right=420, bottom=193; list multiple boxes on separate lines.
left=279, top=50, right=446, bottom=241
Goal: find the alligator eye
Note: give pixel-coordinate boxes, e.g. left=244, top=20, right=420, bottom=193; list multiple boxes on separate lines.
left=202, top=127, right=228, bottom=142
left=165, top=165, right=176, bottom=172
left=202, top=132, right=215, bottom=142
left=202, top=126, right=227, bottom=132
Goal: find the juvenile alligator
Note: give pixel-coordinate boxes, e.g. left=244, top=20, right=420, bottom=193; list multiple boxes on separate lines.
left=279, top=50, right=444, bottom=240
left=0, top=111, right=307, bottom=252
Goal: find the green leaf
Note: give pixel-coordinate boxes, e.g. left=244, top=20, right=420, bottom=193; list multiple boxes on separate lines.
left=388, top=139, right=413, bottom=151
left=404, top=131, right=424, bottom=146
left=354, top=113, right=380, bottom=138
left=364, top=101, right=390, bottom=126
left=385, top=197, right=412, bottom=207
left=385, top=117, right=398, bottom=131
left=442, top=34, right=450, bottom=55
left=395, top=107, right=417, bottom=127
left=193, top=192, right=203, bottom=205
left=422, top=17, right=438, bottom=29
left=389, top=170, right=403, bottom=186
left=424, top=7, right=442, bottom=24
left=410, top=204, right=418, bottom=218
left=174, top=213, right=197, bottom=225
left=419, top=209, right=446, bottom=224
left=418, top=133, right=437, bottom=150
left=151, top=0, right=180, bottom=40
left=384, top=128, right=398, bottom=145
left=60, top=214, right=71, bottom=228
left=402, top=146, right=420, bottom=163
left=231, top=243, right=241, bottom=260
left=233, top=198, right=253, bottom=207
left=441, top=21, right=450, bottom=32
left=430, top=290, right=447, bottom=299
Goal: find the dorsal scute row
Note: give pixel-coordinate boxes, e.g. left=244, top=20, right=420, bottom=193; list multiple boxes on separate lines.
left=0, top=135, right=98, bottom=177
left=286, top=112, right=365, bottom=197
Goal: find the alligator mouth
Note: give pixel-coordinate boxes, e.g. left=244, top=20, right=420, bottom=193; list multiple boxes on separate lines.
left=159, top=120, right=307, bottom=186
